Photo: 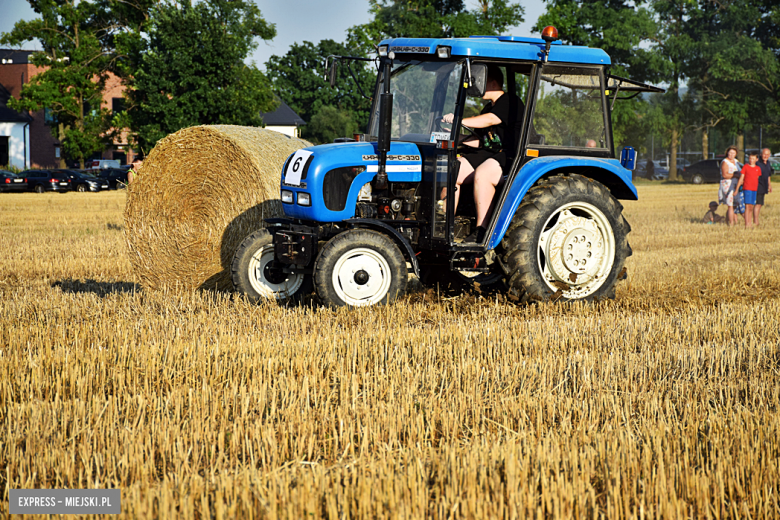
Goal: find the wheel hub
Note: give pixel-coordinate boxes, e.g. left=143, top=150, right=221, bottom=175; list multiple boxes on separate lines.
left=353, top=269, right=370, bottom=285
left=333, top=249, right=390, bottom=304
left=540, top=205, right=613, bottom=297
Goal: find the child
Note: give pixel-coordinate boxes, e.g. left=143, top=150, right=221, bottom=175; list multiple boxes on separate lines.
left=703, top=201, right=725, bottom=224
left=735, top=152, right=762, bottom=228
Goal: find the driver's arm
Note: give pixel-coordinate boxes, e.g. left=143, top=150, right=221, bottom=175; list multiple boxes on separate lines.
left=441, top=112, right=502, bottom=128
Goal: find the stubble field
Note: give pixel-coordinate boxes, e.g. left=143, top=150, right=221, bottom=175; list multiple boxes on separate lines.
left=1, top=184, right=779, bottom=519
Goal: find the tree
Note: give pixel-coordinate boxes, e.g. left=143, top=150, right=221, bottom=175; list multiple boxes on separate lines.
left=265, top=39, right=375, bottom=143
left=0, top=0, right=113, bottom=168
left=305, top=106, right=360, bottom=145
left=348, top=0, right=524, bottom=45
left=119, top=0, right=278, bottom=152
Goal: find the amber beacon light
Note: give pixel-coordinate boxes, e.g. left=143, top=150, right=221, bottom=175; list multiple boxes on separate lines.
left=541, top=26, right=559, bottom=42
left=541, top=26, right=558, bottom=62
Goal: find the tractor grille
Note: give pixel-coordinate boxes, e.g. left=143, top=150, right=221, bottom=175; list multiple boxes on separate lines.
left=323, top=166, right=366, bottom=211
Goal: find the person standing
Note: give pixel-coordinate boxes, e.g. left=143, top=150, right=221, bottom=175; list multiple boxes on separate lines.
left=128, top=157, right=143, bottom=184
left=756, top=148, right=773, bottom=225
left=735, top=152, right=762, bottom=228
left=718, top=146, right=740, bottom=226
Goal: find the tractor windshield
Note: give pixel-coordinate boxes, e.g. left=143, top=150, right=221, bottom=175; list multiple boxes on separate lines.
left=369, top=60, right=463, bottom=143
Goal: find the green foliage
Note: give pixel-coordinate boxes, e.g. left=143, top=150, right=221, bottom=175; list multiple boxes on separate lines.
left=348, top=0, right=524, bottom=44
left=0, top=0, right=112, bottom=167
left=305, top=106, right=360, bottom=145
left=265, top=40, right=375, bottom=142
left=120, top=0, right=278, bottom=152
left=535, top=0, right=662, bottom=82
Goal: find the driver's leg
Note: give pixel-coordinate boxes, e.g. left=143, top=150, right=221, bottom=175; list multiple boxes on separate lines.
left=451, top=156, right=475, bottom=214
left=474, top=158, right=502, bottom=228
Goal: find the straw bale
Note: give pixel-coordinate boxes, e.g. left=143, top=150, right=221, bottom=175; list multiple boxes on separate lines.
left=124, top=125, right=311, bottom=291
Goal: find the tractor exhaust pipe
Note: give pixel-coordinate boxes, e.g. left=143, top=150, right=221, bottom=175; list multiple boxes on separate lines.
left=373, top=55, right=394, bottom=191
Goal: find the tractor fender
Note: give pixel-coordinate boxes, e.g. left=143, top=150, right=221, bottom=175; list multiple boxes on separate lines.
left=344, top=218, right=420, bottom=278
left=487, top=156, right=637, bottom=249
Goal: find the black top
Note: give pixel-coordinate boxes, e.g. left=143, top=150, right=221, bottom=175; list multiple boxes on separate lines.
left=477, top=93, right=525, bottom=158
left=757, top=158, right=772, bottom=194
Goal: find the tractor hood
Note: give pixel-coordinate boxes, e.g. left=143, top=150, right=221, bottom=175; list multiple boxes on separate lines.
left=279, top=141, right=423, bottom=222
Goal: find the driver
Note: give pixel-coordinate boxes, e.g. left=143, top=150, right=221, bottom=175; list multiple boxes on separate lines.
left=441, top=65, right=525, bottom=242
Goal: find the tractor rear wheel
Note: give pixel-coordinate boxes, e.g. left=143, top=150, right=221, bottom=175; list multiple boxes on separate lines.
left=314, top=229, right=407, bottom=307
left=500, top=174, right=631, bottom=303
left=231, top=229, right=311, bottom=303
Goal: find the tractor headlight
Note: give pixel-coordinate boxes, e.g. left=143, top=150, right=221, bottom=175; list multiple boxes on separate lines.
left=378, top=45, right=388, bottom=57
left=297, top=192, right=311, bottom=206
left=281, top=190, right=294, bottom=204
left=436, top=46, right=451, bottom=59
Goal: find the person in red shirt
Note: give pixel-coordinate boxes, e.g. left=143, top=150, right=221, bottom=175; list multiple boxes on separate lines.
left=736, top=152, right=762, bottom=228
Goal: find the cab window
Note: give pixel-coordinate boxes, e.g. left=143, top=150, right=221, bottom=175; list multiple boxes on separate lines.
left=532, top=66, right=607, bottom=149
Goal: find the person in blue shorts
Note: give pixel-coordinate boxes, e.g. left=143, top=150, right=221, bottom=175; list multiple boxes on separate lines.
left=735, top=152, right=762, bottom=228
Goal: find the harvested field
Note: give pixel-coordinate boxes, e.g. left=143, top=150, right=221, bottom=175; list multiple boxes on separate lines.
left=1, top=184, right=779, bottom=518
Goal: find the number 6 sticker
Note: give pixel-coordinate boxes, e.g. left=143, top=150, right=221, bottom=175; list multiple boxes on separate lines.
left=284, top=150, right=313, bottom=186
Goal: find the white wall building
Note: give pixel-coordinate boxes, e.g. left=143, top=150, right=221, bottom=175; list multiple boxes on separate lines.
left=0, top=122, right=30, bottom=169
left=260, top=100, right=306, bottom=138
left=0, top=84, right=31, bottom=169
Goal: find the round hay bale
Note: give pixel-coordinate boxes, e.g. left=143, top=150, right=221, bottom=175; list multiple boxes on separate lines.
left=124, top=125, right=311, bottom=291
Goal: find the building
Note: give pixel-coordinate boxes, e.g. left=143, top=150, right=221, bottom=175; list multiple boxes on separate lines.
left=0, top=49, right=136, bottom=168
left=0, top=49, right=58, bottom=168
left=260, top=100, right=306, bottom=138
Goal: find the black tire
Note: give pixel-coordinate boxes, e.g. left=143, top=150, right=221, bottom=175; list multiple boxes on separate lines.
left=76, top=183, right=87, bottom=192
left=691, top=173, right=704, bottom=185
left=231, top=229, right=312, bottom=303
left=34, top=184, right=44, bottom=194
left=499, top=174, right=631, bottom=303
left=314, top=229, right=407, bottom=307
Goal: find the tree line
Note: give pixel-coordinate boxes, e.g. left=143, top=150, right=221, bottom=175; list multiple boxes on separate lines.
left=2, top=0, right=779, bottom=176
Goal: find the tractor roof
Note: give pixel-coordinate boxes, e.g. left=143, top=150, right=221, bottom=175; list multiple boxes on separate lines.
left=380, top=36, right=611, bottom=66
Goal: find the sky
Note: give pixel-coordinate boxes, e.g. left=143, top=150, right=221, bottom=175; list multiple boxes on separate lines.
left=0, top=0, right=545, bottom=68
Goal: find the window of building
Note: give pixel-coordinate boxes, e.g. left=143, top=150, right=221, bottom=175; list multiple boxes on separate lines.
left=112, top=98, right=126, bottom=115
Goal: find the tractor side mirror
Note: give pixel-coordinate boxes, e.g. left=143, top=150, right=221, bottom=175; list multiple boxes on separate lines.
left=466, top=63, right=487, bottom=97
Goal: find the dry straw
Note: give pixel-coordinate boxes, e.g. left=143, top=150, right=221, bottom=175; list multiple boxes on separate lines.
left=124, top=125, right=311, bottom=291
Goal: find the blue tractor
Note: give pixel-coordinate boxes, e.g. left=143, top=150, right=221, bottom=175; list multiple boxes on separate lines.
left=232, top=27, right=663, bottom=307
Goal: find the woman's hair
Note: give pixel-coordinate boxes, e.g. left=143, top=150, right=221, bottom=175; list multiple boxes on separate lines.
left=725, top=145, right=738, bottom=155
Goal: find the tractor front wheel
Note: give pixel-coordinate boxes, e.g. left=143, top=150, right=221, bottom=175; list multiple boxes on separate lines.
left=231, top=229, right=311, bottom=303
left=314, top=229, right=407, bottom=307
left=500, top=174, right=631, bottom=303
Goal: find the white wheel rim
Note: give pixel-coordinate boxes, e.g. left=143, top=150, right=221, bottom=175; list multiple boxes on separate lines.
left=247, top=244, right=304, bottom=299
left=332, top=247, right=392, bottom=306
left=537, top=202, right=615, bottom=299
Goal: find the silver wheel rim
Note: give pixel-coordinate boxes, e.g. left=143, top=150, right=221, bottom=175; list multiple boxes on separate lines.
left=332, top=247, right=392, bottom=306
left=247, top=243, right=304, bottom=299
left=537, top=201, right=615, bottom=299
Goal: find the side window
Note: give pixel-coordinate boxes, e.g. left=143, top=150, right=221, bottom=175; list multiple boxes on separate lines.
left=532, top=66, right=606, bottom=149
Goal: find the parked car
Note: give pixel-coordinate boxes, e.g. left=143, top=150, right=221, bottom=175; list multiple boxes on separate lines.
left=0, top=170, right=28, bottom=192
left=86, top=159, right=121, bottom=170
left=53, top=169, right=109, bottom=192
left=22, top=169, right=72, bottom=193
left=682, top=159, right=743, bottom=184
left=767, top=157, right=780, bottom=173
left=639, top=160, right=670, bottom=180
left=95, top=168, right=128, bottom=189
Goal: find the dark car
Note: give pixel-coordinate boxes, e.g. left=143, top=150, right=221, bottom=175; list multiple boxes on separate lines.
left=53, top=169, right=109, bottom=192
left=0, top=170, right=28, bottom=192
left=94, top=168, right=128, bottom=189
left=22, top=169, right=72, bottom=193
left=638, top=160, right=670, bottom=180
left=682, top=159, right=742, bottom=184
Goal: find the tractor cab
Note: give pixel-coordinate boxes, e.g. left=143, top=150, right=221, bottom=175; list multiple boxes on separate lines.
left=232, top=28, right=663, bottom=307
